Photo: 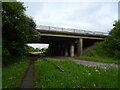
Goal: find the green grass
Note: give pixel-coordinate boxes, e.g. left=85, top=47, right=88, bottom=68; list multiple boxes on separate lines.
left=2, top=56, right=29, bottom=88
left=77, top=45, right=120, bottom=64
left=76, top=56, right=119, bottom=64
left=35, top=58, right=119, bottom=88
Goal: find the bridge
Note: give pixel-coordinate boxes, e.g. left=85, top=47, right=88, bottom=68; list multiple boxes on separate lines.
left=33, top=25, right=108, bottom=57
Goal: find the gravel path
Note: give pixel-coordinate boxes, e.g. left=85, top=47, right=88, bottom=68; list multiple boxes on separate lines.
left=51, top=56, right=120, bottom=68
left=21, top=57, right=34, bottom=88
left=74, top=59, right=119, bottom=68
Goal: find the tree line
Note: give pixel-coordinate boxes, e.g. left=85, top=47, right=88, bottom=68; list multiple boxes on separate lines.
left=2, top=2, right=40, bottom=64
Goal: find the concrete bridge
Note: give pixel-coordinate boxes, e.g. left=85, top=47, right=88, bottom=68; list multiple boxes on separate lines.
left=33, top=25, right=108, bottom=57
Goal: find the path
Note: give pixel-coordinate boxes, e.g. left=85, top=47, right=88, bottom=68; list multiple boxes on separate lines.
left=21, top=56, right=34, bottom=88
left=51, top=56, right=120, bottom=68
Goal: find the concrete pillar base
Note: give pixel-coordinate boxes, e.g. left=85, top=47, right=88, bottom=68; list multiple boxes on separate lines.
left=70, top=43, right=74, bottom=57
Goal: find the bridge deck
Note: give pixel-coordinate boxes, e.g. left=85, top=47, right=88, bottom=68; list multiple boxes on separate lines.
left=36, top=25, right=108, bottom=36
left=37, top=29, right=107, bottom=38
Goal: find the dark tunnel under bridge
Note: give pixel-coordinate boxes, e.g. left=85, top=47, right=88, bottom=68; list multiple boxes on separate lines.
left=28, top=26, right=107, bottom=57
left=40, top=36, right=103, bottom=57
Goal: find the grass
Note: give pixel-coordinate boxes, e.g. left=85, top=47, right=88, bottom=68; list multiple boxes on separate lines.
left=76, top=45, right=120, bottom=64
left=2, top=56, right=29, bottom=88
left=76, top=56, right=119, bottom=64
left=35, top=58, right=119, bottom=88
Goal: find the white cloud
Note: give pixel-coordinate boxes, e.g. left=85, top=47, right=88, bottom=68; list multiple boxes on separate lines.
left=24, top=2, right=118, bottom=32
left=18, top=0, right=120, bottom=2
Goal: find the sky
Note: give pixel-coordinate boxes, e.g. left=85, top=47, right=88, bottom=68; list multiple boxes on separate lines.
left=27, top=44, right=49, bottom=49
left=21, top=1, right=119, bottom=49
left=23, top=2, right=118, bottom=32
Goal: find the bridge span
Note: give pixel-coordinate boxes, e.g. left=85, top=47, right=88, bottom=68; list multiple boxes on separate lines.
left=33, top=25, right=108, bottom=57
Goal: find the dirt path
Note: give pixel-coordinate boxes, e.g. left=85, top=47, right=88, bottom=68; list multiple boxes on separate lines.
left=21, top=57, right=34, bottom=88
left=51, top=56, right=120, bottom=68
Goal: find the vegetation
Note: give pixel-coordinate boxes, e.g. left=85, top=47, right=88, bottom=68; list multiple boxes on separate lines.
left=35, top=58, right=119, bottom=88
left=2, top=2, right=38, bottom=88
left=25, top=45, right=40, bottom=53
left=2, top=2, right=120, bottom=89
left=35, top=48, right=49, bottom=58
left=77, top=21, right=120, bottom=63
left=2, top=2, right=40, bottom=65
left=2, top=56, right=29, bottom=88
left=103, top=21, right=120, bottom=59
left=77, top=56, right=118, bottom=64
left=77, top=42, right=119, bottom=63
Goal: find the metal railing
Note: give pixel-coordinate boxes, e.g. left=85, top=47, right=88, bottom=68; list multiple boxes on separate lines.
left=36, top=25, right=108, bottom=36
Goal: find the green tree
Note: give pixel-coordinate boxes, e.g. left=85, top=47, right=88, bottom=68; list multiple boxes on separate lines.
left=104, top=21, right=120, bottom=58
left=2, top=2, right=40, bottom=64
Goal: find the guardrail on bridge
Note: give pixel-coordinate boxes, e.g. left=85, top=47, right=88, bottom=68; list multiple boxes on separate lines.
left=36, top=25, right=108, bottom=36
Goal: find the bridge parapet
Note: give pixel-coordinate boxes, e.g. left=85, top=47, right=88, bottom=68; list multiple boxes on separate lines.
left=36, top=25, right=108, bottom=36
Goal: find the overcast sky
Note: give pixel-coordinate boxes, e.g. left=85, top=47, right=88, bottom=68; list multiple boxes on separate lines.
left=22, top=1, right=118, bottom=49
left=24, top=2, right=118, bottom=32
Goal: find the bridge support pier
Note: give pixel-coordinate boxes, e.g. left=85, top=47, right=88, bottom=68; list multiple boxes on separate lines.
left=64, top=47, right=68, bottom=56
left=70, top=43, right=74, bottom=57
left=77, top=38, right=83, bottom=56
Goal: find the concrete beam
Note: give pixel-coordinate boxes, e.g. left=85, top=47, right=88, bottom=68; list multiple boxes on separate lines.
left=70, top=43, right=74, bottom=57
left=40, top=33, right=105, bottom=40
left=77, top=38, right=83, bottom=56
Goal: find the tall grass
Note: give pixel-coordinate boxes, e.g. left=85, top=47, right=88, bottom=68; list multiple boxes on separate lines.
left=2, top=56, right=29, bottom=88
left=77, top=56, right=119, bottom=64
left=77, top=42, right=119, bottom=63
left=35, top=58, right=119, bottom=88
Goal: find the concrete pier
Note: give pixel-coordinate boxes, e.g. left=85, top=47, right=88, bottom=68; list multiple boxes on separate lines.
left=77, top=38, right=83, bottom=56
left=70, top=43, right=74, bottom=57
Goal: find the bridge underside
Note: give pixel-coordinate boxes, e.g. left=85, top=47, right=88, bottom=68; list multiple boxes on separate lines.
left=34, top=36, right=103, bottom=57
left=29, top=29, right=105, bottom=57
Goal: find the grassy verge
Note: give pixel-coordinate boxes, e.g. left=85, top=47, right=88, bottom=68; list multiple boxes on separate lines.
left=2, top=56, right=29, bottom=88
left=76, top=56, right=119, bottom=64
left=35, top=58, right=119, bottom=88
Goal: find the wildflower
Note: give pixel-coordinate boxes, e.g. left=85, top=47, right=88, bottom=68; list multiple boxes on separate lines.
left=103, top=66, right=107, bottom=69
left=88, top=73, right=91, bottom=75
left=8, top=77, right=16, bottom=80
left=95, top=69, right=99, bottom=72
left=8, top=77, right=13, bottom=80
left=93, top=83, right=96, bottom=87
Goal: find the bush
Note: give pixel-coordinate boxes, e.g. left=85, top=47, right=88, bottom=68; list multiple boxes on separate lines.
left=85, top=42, right=112, bottom=58
left=103, top=21, right=120, bottom=59
left=37, top=53, right=46, bottom=58
left=114, top=50, right=120, bottom=59
left=2, top=48, right=11, bottom=64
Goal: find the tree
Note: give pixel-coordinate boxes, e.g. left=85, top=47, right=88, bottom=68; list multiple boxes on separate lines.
left=2, top=2, right=40, bottom=63
left=104, top=20, right=120, bottom=58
